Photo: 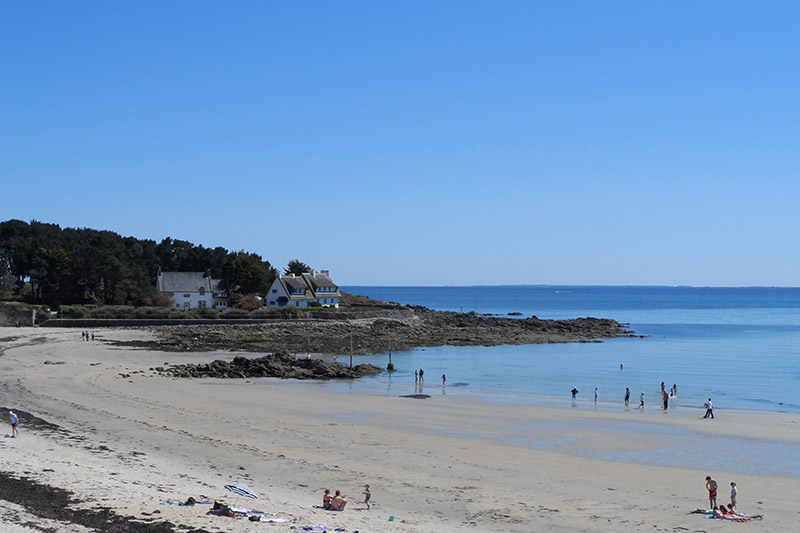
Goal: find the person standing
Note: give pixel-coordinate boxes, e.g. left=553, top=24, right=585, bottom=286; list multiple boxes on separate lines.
left=418, top=368, right=424, bottom=383
left=662, top=388, right=670, bottom=410
left=624, top=387, right=630, bottom=406
left=571, top=387, right=579, bottom=400
left=704, top=398, right=714, bottom=419
left=414, top=369, right=418, bottom=384
left=730, top=481, right=737, bottom=508
left=9, top=410, right=18, bottom=438
left=594, top=388, right=598, bottom=404
left=442, top=373, right=446, bottom=387
left=705, top=476, right=718, bottom=509
left=639, top=391, right=645, bottom=408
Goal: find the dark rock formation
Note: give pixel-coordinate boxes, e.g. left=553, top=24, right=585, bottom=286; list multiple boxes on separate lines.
left=156, top=351, right=383, bottom=380
left=111, top=307, right=638, bottom=357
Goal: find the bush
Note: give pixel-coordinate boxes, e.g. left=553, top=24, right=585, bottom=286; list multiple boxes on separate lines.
left=220, top=309, right=249, bottom=319
left=59, top=305, right=89, bottom=319
left=248, top=308, right=276, bottom=319
left=138, top=307, right=173, bottom=319
left=198, top=307, right=221, bottom=319
left=239, top=293, right=262, bottom=311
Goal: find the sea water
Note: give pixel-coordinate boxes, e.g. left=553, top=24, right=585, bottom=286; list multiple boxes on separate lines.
left=338, top=286, right=800, bottom=414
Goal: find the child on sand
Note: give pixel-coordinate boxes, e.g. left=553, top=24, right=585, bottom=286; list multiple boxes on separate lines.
left=362, top=483, right=371, bottom=510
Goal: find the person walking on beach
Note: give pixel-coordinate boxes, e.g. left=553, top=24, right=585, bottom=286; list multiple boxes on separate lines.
left=704, top=398, right=714, bottom=419
left=706, top=476, right=718, bottom=509
left=594, top=388, right=598, bottom=404
left=571, top=387, right=579, bottom=400
left=442, top=373, right=446, bottom=387
left=639, top=391, right=645, bottom=408
left=9, top=410, right=18, bottom=438
left=730, top=481, right=737, bottom=508
left=624, top=387, right=630, bottom=406
left=362, top=483, right=371, bottom=510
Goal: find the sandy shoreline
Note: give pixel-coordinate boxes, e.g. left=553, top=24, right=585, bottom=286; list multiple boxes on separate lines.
left=0, top=327, right=794, bottom=532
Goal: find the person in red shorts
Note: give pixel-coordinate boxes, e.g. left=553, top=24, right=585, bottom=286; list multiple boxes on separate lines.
left=706, top=476, right=718, bottom=509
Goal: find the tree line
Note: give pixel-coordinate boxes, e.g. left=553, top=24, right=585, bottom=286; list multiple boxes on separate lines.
left=0, top=219, right=312, bottom=309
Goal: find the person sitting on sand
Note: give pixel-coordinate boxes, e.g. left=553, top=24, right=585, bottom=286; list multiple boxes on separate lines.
left=323, top=489, right=333, bottom=510
left=330, top=490, right=347, bottom=511
left=713, top=504, right=731, bottom=518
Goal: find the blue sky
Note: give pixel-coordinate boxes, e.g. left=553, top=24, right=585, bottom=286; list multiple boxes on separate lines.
left=2, top=2, right=799, bottom=286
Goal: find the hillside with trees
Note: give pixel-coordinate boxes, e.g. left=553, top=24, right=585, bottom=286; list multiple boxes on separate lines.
left=0, top=219, right=278, bottom=309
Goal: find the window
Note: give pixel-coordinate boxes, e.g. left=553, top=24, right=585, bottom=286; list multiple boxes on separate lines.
left=199, top=287, right=205, bottom=295
left=272, top=289, right=277, bottom=293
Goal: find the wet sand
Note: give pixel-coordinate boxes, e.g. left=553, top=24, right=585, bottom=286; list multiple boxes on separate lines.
left=0, top=327, right=793, bottom=532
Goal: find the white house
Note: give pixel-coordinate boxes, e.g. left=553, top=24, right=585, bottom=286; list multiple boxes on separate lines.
left=266, top=269, right=341, bottom=308
left=155, top=269, right=230, bottom=311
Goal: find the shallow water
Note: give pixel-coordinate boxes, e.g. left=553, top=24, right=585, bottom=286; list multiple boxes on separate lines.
left=341, top=286, right=800, bottom=414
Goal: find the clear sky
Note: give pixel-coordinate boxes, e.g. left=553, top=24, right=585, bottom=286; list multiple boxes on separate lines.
left=2, top=2, right=799, bottom=286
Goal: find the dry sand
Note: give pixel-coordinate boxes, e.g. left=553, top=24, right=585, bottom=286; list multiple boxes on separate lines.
left=0, top=327, right=795, bottom=532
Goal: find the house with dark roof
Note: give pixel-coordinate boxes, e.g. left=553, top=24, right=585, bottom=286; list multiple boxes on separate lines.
left=266, top=269, right=341, bottom=308
left=155, top=269, right=229, bottom=311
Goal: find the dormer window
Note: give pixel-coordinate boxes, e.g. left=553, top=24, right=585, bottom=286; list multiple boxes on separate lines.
left=199, top=287, right=205, bottom=296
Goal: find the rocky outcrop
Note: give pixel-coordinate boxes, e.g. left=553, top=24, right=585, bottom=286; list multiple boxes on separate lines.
left=155, top=351, right=383, bottom=380
left=114, top=307, right=637, bottom=356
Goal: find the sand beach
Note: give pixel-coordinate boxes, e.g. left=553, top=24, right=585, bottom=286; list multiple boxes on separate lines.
left=0, top=327, right=795, bottom=532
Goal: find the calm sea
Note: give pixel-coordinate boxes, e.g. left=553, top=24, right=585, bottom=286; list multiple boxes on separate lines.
left=338, top=286, right=800, bottom=414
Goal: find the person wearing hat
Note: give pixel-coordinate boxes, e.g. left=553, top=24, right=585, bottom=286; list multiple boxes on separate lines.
left=362, top=483, right=371, bottom=510
left=9, top=410, right=18, bottom=438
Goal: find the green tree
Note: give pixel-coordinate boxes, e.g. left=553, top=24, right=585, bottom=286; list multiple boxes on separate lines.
left=226, top=252, right=276, bottom=295
left=31, top=248, right=72, bottom=308
left=284, top=259, right=312, bottom=276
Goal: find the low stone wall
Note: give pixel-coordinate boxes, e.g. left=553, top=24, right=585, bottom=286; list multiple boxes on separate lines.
left=37, top=308, right=415, bottom=328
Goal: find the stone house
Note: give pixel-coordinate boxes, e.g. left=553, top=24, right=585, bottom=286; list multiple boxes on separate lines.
left=155, top=269, right=229, bottom=311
